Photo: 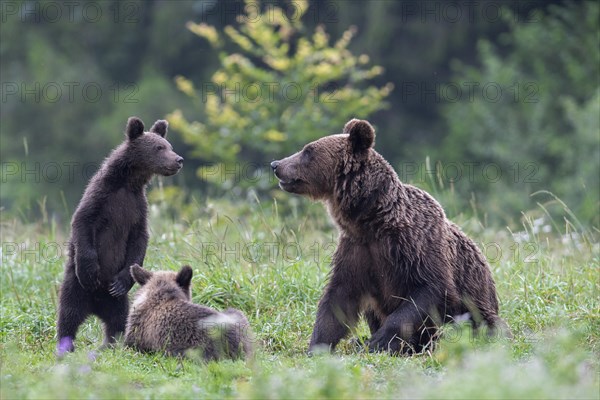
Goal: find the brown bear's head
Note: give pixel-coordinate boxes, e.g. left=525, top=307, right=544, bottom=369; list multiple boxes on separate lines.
left=271, top=118, right=375, bottom=199
left=130, top=264, right=193, bottom=302
left=125, top=117, right=184, bottom=176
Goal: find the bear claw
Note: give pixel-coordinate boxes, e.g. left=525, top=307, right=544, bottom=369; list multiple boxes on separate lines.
left=108, top=280, right=127, bottom=297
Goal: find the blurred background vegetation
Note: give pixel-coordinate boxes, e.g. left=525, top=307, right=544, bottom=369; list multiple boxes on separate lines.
left=1, top=0, right=598, bottom=228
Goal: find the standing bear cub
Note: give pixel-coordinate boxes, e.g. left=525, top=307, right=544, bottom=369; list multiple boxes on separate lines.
left=271, top=119, right=509, bottom=354
left=125, top=264, right=252, bottom=360
left=56, top=117, right=183, bottom=356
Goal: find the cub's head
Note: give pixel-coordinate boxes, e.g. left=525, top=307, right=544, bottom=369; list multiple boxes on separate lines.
left=271, top=118, right=375, bottom=199
left=130, top=264, right=193, bottom=303
left=124, top=117, right=184, bottom=176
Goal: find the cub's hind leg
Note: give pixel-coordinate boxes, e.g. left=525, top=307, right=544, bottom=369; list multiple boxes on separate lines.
left=93, top=292, right=129, bottom=348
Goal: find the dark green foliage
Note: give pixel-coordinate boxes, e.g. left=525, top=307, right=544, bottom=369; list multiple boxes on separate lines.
left=440, top=2, right=600, bottom=225
left=1, top=0, right=597, bottom=228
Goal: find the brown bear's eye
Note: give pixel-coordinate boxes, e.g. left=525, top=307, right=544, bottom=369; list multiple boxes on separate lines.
left=303, top=147, right=313, bottom=158
left=156, top=145, right=165, bottom=151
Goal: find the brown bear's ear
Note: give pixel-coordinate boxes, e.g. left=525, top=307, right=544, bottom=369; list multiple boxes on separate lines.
left=149, top=120, right=168, bottom=138
left=130, top=264, right=152, bottom=285
left=126, top=117, right=145, bottom=141
left=176, top=265, right=193, bottom=290
left=345, top=118, right=375, bottom=154
left=343, top=118, right=360, bottom=134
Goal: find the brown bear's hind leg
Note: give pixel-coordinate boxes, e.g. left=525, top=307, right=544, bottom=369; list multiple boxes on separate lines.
left=482, top=314, right=513, bottom=339
left=56, top=272, right=92, bottom=356
left=93, top=292, right=129, bottom=348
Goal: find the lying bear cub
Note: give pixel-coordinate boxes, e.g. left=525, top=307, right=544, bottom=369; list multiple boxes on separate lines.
left=271, top=118, right=510, bottom=354
left=125, top=264, right=252, bottom=360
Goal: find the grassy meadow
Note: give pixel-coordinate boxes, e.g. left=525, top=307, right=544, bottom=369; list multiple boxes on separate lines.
left=1, top=192, right=598, bottom=399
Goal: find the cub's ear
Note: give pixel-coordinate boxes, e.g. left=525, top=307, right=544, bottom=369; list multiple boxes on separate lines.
left=126, top=117, right=145, bottom=141
left=176, top=265, right=193, bottom=290
left=130, top=264, right=152, bottom=285
left=149, top=120, right=168, bottom=138
left=344, top=118, right=375, bottom=154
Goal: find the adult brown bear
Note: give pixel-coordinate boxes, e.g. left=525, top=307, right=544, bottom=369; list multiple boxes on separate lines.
left=271, top=118, right=509, bottom=354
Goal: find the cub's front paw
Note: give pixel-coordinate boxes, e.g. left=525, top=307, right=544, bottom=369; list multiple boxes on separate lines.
left=108, top=279, right=127, bottom=297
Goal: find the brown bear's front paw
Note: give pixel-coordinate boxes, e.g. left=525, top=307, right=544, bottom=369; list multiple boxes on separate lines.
left=367, top=331, right=409, bottom=355
left=108, top=279, right=128, bottom=297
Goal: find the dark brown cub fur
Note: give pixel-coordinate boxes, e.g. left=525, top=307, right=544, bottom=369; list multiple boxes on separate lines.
left=56, top=117, right=183, bottom=356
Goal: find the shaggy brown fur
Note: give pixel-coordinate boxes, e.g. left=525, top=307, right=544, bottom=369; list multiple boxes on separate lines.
left=271, top=118, right=509, bottom=354
left=125, top=264, right=252, bottom=360
left=56, top=117, right=183, bottom=356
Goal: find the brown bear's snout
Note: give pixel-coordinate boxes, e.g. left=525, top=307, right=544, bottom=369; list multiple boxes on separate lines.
left=271, top=159, right=286, bottom=181
left=272, top=156, right=310, bottom=196
left=162, top=152, right=184, bottom=176
left=170, top=153, right=183, bottom=169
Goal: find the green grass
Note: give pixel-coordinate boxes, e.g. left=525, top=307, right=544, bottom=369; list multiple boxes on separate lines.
left=1, top=196, right=598, bottom=399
